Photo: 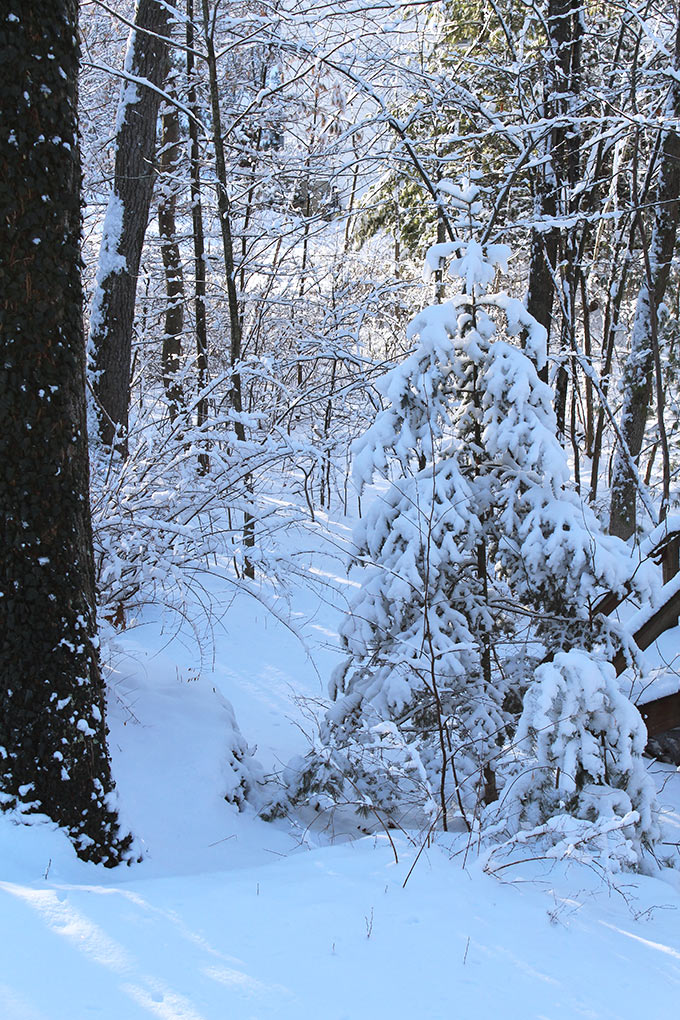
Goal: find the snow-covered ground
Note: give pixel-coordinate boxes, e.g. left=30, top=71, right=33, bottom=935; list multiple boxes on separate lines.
left=2, top=515, right=680, bottom=1020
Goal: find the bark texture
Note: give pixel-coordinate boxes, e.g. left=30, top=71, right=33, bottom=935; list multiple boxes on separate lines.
left=90, top=0, right=173, bottom=449
left=0, top=0, right=131, bottom=864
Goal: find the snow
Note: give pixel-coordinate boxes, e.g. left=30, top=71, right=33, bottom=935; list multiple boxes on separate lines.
left=2, top=516, right=680, bottom=1019
left=4, top=827, right=680, bottom=1020
left=628, top=571, right=680, bottom=644
left=88, top=191, right=127, bottom=349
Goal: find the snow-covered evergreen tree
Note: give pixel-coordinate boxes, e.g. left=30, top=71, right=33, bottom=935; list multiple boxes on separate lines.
left=495, top=649, right=659, bottom=871
left=285, top=182, right=652, bottom=839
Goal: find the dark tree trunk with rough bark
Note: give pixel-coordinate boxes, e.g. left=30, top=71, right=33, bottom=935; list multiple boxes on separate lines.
left=90, top=0, right=173, bottom=451
left=0, top=0, right=131, bottom=865
left=609, top=14, right=680, bottom=540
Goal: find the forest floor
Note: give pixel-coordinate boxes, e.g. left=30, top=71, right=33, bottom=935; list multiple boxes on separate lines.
left=2, top=508, right=680, bottom=1019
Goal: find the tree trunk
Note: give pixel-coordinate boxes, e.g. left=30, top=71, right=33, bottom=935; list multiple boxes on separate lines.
left=158, top=97, right=185, bottom=422
left=609, top=14, right=680, bottom=540
left=201, top=0, right=255, bottom=576
left=186, top=0, right=210, bottom=470
left=526, top=219, right=558, bottom=385
left=0, top=0, right=131, bottom=865
left=526, top=0, right=581, bottom=384
left=90, top=0, right=173, bottom=451
left=200, top=0, right=245, bottom=427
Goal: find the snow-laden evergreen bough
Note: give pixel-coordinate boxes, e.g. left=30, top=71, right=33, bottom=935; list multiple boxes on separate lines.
left=283, top=183, right=657, bottom=865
